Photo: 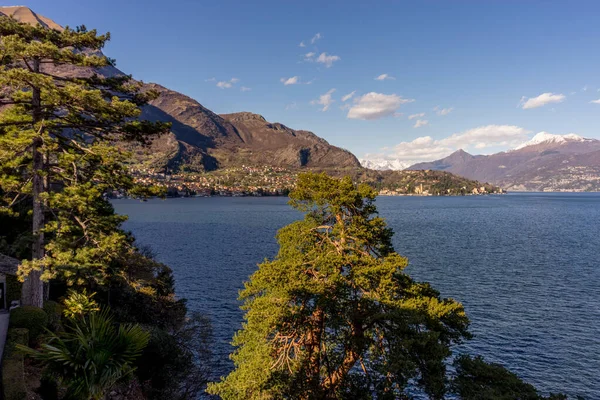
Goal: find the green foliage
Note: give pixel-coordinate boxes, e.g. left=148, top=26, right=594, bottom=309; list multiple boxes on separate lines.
left=9, top=306, right=48, bottom=345
left=6, top=273, right=22, bottom=303
left=1, top=357, right=26, bottom=400
left=0, top=15, right=170, bottom=302
left=106, top=250, right=187, bottom=331
left=0, top=17, right=212, bottom=400
left=451, top=355, right=568, bottom=400
left=18, top=308, right=149, bottom=400
left=208, top=172, right=471, bottom=399
left=62, top=289, right=100, bottom=319
left=3, top=327, right=28, bottom=358
left=2, top=329, right=28, bottom=400
left=43, top=300, right=63, bottom=332
left=136, top=313, right=213, bottom=400
left=102, top=250, right=213, bottom=399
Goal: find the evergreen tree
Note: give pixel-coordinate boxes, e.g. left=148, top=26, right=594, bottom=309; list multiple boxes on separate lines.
left=451, top=355, right=568, bottom=400
left=0, top=16, right=169, bottom=306
left=208, top=172, right=471, bottom=399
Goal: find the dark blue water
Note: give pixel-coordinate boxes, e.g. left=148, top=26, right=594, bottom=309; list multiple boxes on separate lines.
left=113, top=193, right=600, bottom=398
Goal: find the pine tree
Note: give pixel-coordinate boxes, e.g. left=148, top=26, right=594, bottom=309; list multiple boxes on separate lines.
left=208, top=172, right=471, bottom=399
left=0, top=16, right=169, bottom=307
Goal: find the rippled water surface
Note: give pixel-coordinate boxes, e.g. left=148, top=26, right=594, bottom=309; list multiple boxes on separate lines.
left=113, top=193, right=600, bottom=398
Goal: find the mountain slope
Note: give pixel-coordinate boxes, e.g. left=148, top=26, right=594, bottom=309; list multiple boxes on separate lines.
left=514, top=132, right=589, bottom=150
left=220, top=112, right=360, bottom=168
left=408, top=134, right=600, bottom=191
left=0, top=6, right=62, bottom=31
left=1, top=6, right=360, bottom=173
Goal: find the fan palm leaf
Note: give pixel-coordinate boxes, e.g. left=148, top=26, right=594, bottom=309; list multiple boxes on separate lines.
left=19, top=308, right=149, bottom=400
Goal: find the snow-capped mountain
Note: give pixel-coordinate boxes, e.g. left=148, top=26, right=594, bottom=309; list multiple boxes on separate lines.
left=408, top=133, right=600, bottom=191
left=514, top=132, right=589, bottom=150
left=360, top=158, right=412, bottom=171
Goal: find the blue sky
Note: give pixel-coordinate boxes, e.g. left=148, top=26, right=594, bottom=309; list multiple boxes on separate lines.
left=20, top=0, right=600, bottom=164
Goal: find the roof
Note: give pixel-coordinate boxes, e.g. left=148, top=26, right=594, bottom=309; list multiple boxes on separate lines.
left=0, top=254, right=19, bottom=275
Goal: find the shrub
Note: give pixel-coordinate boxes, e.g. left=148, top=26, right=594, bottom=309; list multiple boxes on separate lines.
left=2, top=352, right=26, bottom=400
left=19, top=309, right=149, bottom=400
left=6, top=274, right=22, bottom=304
left=43, top=300, right=63, bottom=332
left=135, top=313, right=213, bottom=399
left=450, top=355, right=567, bottom=400
left=1, top=328, right=28, bottom=400
left=9, top=306, right=48, bottom=345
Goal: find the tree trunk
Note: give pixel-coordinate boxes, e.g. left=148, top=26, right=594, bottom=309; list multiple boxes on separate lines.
left=22, top=136, right=44, bottom=307
left=322, top=320, right=363, bottom=393
left=21, top=58, right=44, bottom=308
left=303, top=308, right=324, bottom=395
left=43, top=150, right=50, bottom=302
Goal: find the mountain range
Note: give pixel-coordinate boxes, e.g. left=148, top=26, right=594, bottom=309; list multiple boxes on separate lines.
left=405, top=133, right=600, bottom=191
left=5, top=6, right=586, bottom=194
left=137, top=83, right=361, bottom=172
left=1, top=6, right=361, bottom=174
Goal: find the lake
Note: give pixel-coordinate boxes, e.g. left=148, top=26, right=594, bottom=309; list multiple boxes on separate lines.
left=112, top=193, right=600, bottom=398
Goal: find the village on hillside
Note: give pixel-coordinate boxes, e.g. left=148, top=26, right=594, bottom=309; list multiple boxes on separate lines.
left=121, top=165, right=505, bottom=198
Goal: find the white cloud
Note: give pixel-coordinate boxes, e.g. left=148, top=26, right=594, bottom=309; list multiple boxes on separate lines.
left=341, top=90, right=356, bottom=102
left=520, top=92, right=565, bottom=109
left=280, top=76, right=300, bottom=85
left=582, top=85, right=588, bottom=92
left=240, top=86, right=251, bottom=92
left=375, top=73, right=395, bottom=81
left=391, top=136, right=452, bottom=162
left=316, top=52, right=340, bottom=68
left=363, top=125, right=531, bottom=166
left=311, top=33, right=322, bottom=44
left=304, top=50, right=340, bottom=67
left=205, top=77, right=216, bottom=82
left=216, top=81, right=232, bottom=89
left=414, top=119, right=429, bottom=128
left=216, top=77, right=239, bottom=89
left=311, top=88, right=336, bottom=111
left=435, top=106, right=453, bottom=116
left=303, top=52, right=316, bottom=62
left=305, top=78, right=316, bottom=85
left=408, top=112, right=425, bottom=120
left=299, top=41, right=306, bottom=47
left=438, top=125, right=530, bottom=148
left=285, top=102, right=298, bottom=110
left=347, top=92, right=414, bottom=120
left=590, top=99, right=600, bottom=104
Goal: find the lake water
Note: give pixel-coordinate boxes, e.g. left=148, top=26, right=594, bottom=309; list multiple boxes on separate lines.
left=113, top=193, right=600, bottom=398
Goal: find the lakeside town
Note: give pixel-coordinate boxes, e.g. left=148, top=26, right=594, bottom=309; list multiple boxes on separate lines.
left=126, top=165, right=295, bottom=197
left=118, top=165, right=506, bottom=198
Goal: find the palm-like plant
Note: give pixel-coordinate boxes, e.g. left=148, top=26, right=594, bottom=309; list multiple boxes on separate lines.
left=19, top=309, right=149, bottom=400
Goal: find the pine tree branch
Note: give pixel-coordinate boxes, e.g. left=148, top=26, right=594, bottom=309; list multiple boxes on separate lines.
left=21, top=57, right=34, bottom=72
